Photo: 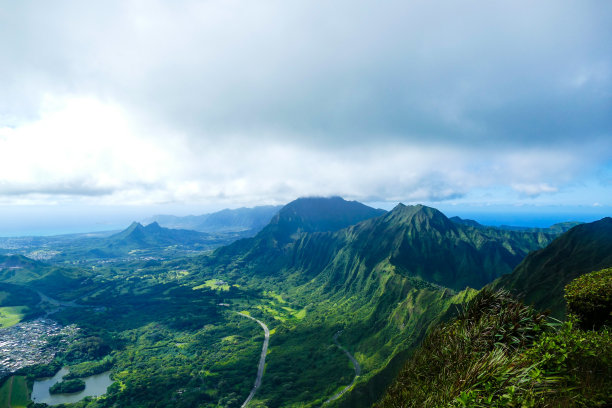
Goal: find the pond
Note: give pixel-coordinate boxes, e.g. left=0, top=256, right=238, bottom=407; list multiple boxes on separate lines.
left=31, top=367, right=113, bottom=406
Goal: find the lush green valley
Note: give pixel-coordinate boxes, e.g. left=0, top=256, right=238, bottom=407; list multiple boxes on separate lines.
left=0, top=197, right=609, bottom=408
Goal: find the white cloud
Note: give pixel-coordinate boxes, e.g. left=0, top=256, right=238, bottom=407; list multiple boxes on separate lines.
left=0, top=0, right=610, bottom=210
left=0, top=95, right=601, bottom=207
left=0, top=96, right=174, bottom=198
left=511, top=183, right=559, bottom=197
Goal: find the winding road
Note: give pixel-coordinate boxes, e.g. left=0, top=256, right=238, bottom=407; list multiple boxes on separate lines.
left=236, top=312, right=270, bottom=408
left=324, top=330, right=361, bottom=404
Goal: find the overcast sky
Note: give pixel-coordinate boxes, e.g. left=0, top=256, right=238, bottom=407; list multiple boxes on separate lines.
left=0, top=0, right=611, bottom=233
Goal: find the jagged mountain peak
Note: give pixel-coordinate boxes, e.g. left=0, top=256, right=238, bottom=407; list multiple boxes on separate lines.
left=126, top=221, right=144, bottom=230
left=382, top=203, right=454, bottom=232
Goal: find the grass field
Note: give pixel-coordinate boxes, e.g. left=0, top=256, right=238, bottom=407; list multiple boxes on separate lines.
left=193, top=279, right=231, bottom=291
left=0, top=376, right=30, bottom=408
left=0, top=306, right=28, bottom=328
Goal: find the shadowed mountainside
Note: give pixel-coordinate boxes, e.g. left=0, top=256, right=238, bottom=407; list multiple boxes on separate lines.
left=490, top=217, right=612, bottom=318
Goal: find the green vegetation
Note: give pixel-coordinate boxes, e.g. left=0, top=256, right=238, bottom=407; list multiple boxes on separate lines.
left=194, top=279, right=232, bottom=291
left=1, top=198, right=602, bottom=408
left=0, top=305, right=28, bottom=327
left=0, top=254, right=97, bottom=301
left=49, top=378, right=86, bottom=394
left=65, top=356, right=114, bottom=379
left=378, top=286, right=612, bottom=407
left=39, top=280, right=266, bottom=407
left=0, top=376, right=29, bottom=408
left=0, top=282, right=40, bottom=307
left=565, top=267, right=612, bottom=329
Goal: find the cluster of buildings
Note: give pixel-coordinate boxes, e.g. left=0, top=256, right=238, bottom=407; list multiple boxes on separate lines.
left=0, top=318, right=79, bottom=379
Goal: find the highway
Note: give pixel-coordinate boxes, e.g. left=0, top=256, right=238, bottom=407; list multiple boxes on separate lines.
left=237, top=312, right=270, bottom=408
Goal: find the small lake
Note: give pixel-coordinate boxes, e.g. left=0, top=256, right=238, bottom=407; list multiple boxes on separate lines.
left=31, top=367, right=113, bottom=406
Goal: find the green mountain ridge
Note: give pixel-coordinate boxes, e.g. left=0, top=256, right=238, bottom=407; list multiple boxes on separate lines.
left=490, top=217, right=612, bottom=318
left=0, top=254, right=95, bottom=301
left=183, top=198, right=562, bottom=407
left=216, top=202, right=559, bottom=290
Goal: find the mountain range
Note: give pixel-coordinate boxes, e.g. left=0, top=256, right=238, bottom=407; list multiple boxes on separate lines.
left=143, top=205, right=282, bottom=234
left=183, top=197, right=570, bottom=406
left=0, top=196, right=609, bottom=408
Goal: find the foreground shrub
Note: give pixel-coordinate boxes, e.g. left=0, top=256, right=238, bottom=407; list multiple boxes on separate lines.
left=376, top=289, right=550, bottom=407
left=376, top=288, right=612, bottom=407
left=524, top=319, right=612, bottom=406
left=565, top=267, right=612, bottom=330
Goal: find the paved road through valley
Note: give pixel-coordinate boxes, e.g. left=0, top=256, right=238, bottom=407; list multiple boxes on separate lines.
left=237, top=312, right=270, bottom=408
left=324, top=330, right=361, bottom=404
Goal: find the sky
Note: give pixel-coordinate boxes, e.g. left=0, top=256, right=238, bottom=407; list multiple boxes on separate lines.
left=0, top=0, right=611, bottom=235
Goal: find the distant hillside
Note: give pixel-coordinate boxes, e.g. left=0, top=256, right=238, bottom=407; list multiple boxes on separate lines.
left=450, top=216, right=581, bottom=234
left=0, top=222, right=251, bottom=265
left=212, top=197, right=387, bottom=266
left=449, top=216, right=483, bottom=228
left=490, top=217, right=612, bottom=318
left=0, top=254, right=95, bottom=300
left=108, top=221, right=214, bottom=248
left=144, top=205, right=282, bottom=235
left=56, top=221, right=235, bottom=261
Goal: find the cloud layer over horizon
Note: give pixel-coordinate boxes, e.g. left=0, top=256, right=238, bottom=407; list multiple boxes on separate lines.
left=1, top=0, right=610, bottom=209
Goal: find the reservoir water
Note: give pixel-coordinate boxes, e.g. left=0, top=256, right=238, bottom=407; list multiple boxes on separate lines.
left=31, top=367, right=113, bottom=405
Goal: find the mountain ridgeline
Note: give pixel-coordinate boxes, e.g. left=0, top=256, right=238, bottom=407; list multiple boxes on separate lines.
left=450, top=216, right=582, bottom=234
left=108, top=221, right=214, bottom=249
left=2, top=196, right=606, bottom=408
left=0, top=221, right=245, bottom=265
left=187, top=197, right=564, bottom=407
left=211, top=200, right=558, bottom=290
left=491, top=217, right=612, bottom=318
left=144, top=205, right=282, bottom=234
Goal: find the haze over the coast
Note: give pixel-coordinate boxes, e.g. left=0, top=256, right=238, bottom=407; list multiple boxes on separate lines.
left=0, top=0, right=610, bottom=235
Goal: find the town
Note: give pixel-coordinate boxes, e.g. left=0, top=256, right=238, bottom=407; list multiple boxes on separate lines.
left=0, top=318, right=79, bottom=379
